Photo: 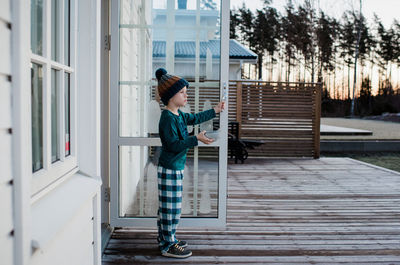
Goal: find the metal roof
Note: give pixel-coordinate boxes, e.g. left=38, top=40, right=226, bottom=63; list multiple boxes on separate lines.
left=153, top=39, right=257, bottom=60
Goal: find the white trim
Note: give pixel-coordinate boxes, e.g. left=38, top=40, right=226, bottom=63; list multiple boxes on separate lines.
left=92, top=187, right=102, bottom=264
left=58, top=69, right=65, bottom=161
left=100, top=0, right=111, bottom=225
left=11, top=0, right=32, bottom=264
left=30, top=165, right=78, bottom=204
left=43, top=0, right=51, bottom=170
left=218, top=0, right=229, bottom=227
left=74, top=0, right=102, bottom=263
left=30, top=53, right=75, bottom=73
left=192, top=0, right=201, bottom=216
left=109, top=0, right=120, bottom=227
left=166, top=0, right=175, bottom=72
left=70, top=0, right=78, bottom=161
left=76, top=0, right=101, bottom=177
left=31, top=156, right=77, bottom=194
left=59, top=0, right=65, bottom=65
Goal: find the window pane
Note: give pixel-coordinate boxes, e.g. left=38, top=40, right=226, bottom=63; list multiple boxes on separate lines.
left=31, top=0, right=43, bottom=55
left=64, top=0, right=70, bottom=65
left=65, top=73, right=71, bottom=156
left=119, top=146, right=219, bottom=218
left=51, top=0, right=60, bottom=61
left=32, top=63, right=43, bottom=172
left=51, top=69, right=60, bottom=162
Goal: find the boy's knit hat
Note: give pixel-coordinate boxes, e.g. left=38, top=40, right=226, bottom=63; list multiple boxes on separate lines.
left=155, top=68, right=189, bottom=105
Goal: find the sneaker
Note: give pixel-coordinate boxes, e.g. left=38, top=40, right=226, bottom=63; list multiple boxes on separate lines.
left=177, top=240, right=188, bottom=248
left=157, top=238, right=188, bottom=248
left=162, top=244, right=192, bottom=258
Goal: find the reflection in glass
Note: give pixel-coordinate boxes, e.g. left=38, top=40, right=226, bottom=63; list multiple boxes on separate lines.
left=117, top=0, right=222, bottom=219
left=184, top=147, right=219, bottom=217
left=119, top=146, right=218, bottom=218
left=64, top=0, right=71, bottom=65
left=120, top=85, right=140, bottom=137
left=200, top=0, right=219, bottom=10
left=51, top=0, right=60, bottom=61
left=65, top=73, right=71, bottom=156
left=32, top=63, right=43, bottom=172
left=147, top=100, right=162, bottom=133
left=31, top=0, right=43, bottom=55
left=153, top=0, right=166, bottom=9
left=152, top=0, right=222, bottom=131
left=51, top=69, right=60, bottom=162
left=180, top=103, right=193, bottom=134
left=200, top=100, right=213, bottom=132
left=119, top=28, right=141, bottom=82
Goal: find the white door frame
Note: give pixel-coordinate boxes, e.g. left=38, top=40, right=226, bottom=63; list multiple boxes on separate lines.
left=109, top=0, right=229, bottom=227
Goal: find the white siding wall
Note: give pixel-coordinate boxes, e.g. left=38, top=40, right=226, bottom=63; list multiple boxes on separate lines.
left=4, top=0, right=102, bottom=264
left=0, top=0, right=14, bottom=264
left=31, top=198, right=95, bottom=265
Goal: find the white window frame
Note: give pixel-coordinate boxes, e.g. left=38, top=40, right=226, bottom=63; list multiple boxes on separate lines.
left=30, top=0, right=78, bottom=196
left=110, top=0, right=229, bottom=227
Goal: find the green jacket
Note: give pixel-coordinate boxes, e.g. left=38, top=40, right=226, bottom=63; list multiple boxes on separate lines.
left=158, top=108, right=216, bottom=170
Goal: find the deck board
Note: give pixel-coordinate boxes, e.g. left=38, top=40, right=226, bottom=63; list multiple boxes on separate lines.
left=102, top=158, right=400, bottom=264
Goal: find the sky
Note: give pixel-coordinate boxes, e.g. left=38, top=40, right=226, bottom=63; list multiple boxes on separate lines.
left=230, top=0, right=400, bottom=28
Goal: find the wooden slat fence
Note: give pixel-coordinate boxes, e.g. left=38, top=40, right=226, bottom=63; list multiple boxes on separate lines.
left=229, top=80, right=321, bottom=158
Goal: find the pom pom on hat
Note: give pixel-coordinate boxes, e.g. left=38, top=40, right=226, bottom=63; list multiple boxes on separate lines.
left=155, top=68, right=189, bottom=105
left=155, top=68, right=167, bottom=81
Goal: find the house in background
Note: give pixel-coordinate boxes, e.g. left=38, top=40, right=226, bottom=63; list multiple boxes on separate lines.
left=152, top=3, right=257, bottom=80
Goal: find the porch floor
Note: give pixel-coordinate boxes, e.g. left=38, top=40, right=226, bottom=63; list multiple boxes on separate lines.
left=102, top=158, right=400, bottom=264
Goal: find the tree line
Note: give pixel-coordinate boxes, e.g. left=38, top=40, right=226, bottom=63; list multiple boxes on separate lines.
left=230, top=0, right=400, bottom=116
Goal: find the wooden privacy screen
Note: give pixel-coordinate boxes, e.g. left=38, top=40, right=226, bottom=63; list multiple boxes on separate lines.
left=228, top=80, right=321, bottom=158
left=151, top=80, right=321, bottom=158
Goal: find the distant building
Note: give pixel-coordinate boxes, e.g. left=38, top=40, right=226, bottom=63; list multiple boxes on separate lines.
left=152, top=6, right=257, bottom=80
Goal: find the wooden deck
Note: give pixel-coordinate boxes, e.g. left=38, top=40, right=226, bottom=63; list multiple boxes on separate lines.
left=102, top=158, right=400, bottom=264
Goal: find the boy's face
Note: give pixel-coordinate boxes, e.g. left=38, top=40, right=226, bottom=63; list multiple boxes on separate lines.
left=169, top=86, right=188, bottom=107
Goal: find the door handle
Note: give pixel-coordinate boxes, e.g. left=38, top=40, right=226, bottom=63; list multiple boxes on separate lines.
left=222, top=82, right=227, bottom=101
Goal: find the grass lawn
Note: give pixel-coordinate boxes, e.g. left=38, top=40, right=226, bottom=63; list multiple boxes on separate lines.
left=349, top=153, right=400, bottom=173
left=324, top=152, right=400, bottom=173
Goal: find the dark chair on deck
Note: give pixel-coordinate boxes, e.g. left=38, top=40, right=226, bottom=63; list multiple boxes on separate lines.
left=228, top=121, right=265, bottom=164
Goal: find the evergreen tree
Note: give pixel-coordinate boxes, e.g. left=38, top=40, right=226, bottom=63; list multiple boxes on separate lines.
left=339, top=11, right=357, bottom=99
left=316, top=12, right=339, bottom=83
left=230, top=9, right=240, bottom=39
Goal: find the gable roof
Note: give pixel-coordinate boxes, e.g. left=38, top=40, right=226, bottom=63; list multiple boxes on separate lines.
left=153, top=39, right=257, bottom=61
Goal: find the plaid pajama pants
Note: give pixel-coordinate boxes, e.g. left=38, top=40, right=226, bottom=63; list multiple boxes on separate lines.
left=157, top=166, right=184, bottom=253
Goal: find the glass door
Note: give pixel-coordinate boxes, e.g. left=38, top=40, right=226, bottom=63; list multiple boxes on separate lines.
left=110, top=0, right=229, bottom=227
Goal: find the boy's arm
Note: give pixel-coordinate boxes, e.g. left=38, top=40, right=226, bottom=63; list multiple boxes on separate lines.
left=160, top=120, right=198, bottom=153
left=182, top=109, right=216, bottom=125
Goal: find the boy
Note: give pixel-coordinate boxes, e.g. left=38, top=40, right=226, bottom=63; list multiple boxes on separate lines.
left=155, top=68, right=225, bottom=258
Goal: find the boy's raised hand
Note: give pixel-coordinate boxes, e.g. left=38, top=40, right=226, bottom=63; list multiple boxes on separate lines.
left=213, top=101, right=225, bottom=114
left=197, top=130, right=214, bottom=144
